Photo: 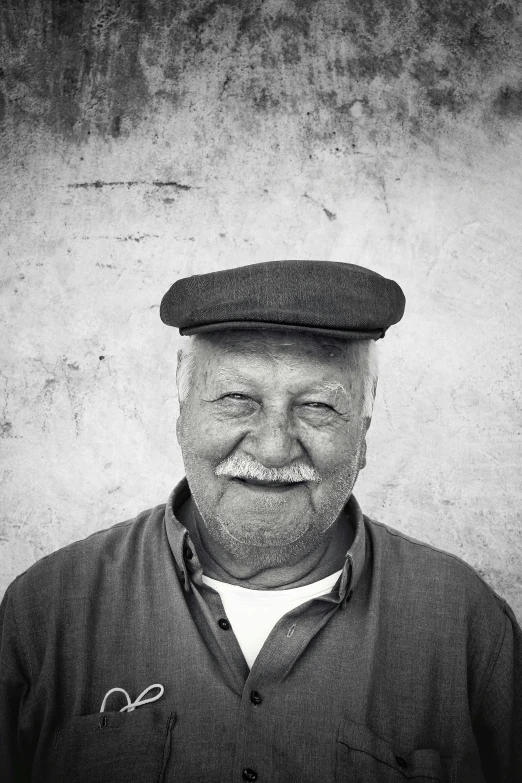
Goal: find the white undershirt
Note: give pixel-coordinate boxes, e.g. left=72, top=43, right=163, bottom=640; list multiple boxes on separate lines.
left=202, top=570, right=343, bottom=668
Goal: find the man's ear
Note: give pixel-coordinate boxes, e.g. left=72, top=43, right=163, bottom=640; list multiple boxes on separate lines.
left=176, top=349, right=183, bottom=381
left=358, top=438, right=367, bottom=471
left=358, top=416, right=372, bottom=471
left=176, top=349, right=184, bottom=411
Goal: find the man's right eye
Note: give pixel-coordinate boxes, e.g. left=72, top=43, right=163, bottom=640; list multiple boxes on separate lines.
left=222, top=393, right=249, bottom=401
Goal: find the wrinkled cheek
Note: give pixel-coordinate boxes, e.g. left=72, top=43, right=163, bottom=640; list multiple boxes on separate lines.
left=180, top=450, right=224, bottom=513
left=311, top=467, right=359, bottom=528
left=179, top=407, right=243, bottom=463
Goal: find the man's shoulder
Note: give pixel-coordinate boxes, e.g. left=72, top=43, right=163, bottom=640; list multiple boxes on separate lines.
left=6, top=503, right=167, bottom=605
left=364, top=516, right=510, bottom=617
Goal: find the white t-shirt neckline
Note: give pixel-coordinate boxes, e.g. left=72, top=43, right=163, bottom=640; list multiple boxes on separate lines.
left=202, top=570, right=342, bottom=668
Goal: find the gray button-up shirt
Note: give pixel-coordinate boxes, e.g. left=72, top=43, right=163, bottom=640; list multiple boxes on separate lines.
left=1, top=480, right=521, bottom=782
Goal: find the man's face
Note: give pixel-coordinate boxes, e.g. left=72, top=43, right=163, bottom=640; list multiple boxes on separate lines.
left=176, top=330, right=371, bottom=566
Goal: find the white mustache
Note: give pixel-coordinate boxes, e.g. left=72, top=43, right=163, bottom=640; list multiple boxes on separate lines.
left=215, top=452, right=321, bottom=483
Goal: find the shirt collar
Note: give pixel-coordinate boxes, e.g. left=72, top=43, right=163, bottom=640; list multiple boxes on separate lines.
left=164, top=478, right=367, bottom=600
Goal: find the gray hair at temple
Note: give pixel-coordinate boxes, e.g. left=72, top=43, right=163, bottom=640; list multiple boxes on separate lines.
left=176, top=333, right=379, bottom=420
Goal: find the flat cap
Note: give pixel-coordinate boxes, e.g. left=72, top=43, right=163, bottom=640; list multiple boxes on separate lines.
left=160, top=260, right=405, bottom=340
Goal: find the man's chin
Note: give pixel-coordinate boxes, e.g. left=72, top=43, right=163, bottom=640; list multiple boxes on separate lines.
left=216, top=486, right=313, bottom=546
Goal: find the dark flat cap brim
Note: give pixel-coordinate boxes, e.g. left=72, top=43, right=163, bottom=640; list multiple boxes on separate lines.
left=160, top=260, right=405, bottom=340
left=180, top=320, right=385, bottom=339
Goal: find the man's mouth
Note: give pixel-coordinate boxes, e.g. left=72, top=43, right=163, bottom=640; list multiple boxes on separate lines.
left=231, top=477, right=304, bottom=489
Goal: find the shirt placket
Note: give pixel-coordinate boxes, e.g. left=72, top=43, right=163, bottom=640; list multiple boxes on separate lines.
left=174, top=544, right=248, bottom=698
left=230, top=593, right=348, bottom=783
left=183, top=546, right=351, bottom=783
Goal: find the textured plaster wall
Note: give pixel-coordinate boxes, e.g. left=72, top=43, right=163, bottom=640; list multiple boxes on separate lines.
left=1, top=0, right=521, bottom=618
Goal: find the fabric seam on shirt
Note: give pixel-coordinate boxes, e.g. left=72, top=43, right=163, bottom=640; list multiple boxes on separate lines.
left=6, top=506, right=164, bottom=586
left=8, top=586, right=34, bottom=682
left=471, top=607, right=509, bottom=723
left=368, top=518, right=506, bottom=599
left=56, top=507, right=163, bottom=549
left=158, top=711, right=177, bottom=783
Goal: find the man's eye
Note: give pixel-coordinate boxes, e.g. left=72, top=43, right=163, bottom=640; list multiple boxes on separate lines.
left=302, top=402, right=333, bottom=410
left=221, top=393, right=252, bottom=403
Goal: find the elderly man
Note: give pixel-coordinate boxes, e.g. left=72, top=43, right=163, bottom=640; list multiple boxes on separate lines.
left=0, top=260, right=520, bottom=782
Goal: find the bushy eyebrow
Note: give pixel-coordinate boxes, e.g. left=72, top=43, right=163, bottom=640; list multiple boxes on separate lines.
left=308, top=381, right=348, bottom=396
left=215, top=371, right=348, bottom=392
left=301, top=382, right=351, bottom=409
left=215, top=368, right=253, bottom=385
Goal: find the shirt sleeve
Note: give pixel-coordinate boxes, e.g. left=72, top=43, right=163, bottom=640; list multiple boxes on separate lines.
left=0, top=585, right=32, bottom=783
left=473, top=600, right=522, bottom=782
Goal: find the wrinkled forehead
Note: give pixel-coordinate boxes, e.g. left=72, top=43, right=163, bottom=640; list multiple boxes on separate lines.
left=190, top=330, right=368, bottom=395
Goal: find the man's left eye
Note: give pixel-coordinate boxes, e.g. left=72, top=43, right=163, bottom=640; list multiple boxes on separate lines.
left=301, top=402, right=333, bottom=411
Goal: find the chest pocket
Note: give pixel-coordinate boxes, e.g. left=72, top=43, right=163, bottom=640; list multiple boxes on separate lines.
left=336, top=720, right=449, bottom=782
left=48, top=707, right=176, bottom=783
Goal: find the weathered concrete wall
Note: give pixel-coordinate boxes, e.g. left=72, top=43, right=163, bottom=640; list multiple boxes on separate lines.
left=1, top=0, right=521, bottom=618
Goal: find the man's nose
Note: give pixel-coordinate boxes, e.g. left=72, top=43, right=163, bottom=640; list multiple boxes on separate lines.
left=244, top=409, right=303, bottom=468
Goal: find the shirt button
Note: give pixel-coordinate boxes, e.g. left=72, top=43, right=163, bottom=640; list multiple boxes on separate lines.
left=250, top=690, right=262, bottom=705
left=183, top=545, right=193, bottom=560
left=242, top=769, right=258, bottom=781
left=395, top=755, right=408, bottom=769
left=218, top=618, right=230, bottom=630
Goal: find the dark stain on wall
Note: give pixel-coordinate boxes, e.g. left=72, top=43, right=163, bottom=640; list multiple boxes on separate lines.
left=0, top=0, right=521, bottom=144
left=494, top=84, right=522, bottom=118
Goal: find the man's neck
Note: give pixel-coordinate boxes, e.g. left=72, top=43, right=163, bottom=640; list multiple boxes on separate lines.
left=177, top=498, right=353, bottom=590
